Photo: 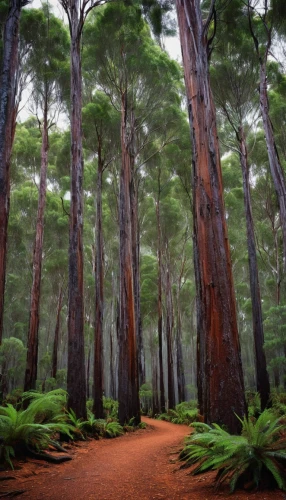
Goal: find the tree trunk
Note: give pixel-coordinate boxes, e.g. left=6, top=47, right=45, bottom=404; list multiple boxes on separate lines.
left=118, top=90, right=140, bottom=426
left=176, top=304, right=186, bottom=403
left=93, top=144, right=104, bottom=419
left=176, top=0, right=246, bottom=433
left=130, top=171, right=145, bottom=387
left=165, top=249, right=175, bottom=410
left=51, top=285, right=63, bottom=380
left=0, top=0, right=22, bottom=344
left=259, top=58, right=286, bottom=270
left=67, top=2, right=86, bottom=419
left=238, top=125, right=270, bottom=410
left=24, top=98, right=49, bottom=391
left=156, top=168, right=165, bottom=413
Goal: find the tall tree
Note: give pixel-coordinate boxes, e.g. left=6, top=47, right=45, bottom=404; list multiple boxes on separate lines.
left=60, top=0, right=107, bottom=418
left=210, top=36, right=270, bottom=409
left=24, top=7, right=69, bottom=391
left=176, top=0, right=246, bottom=432
left=0, top=0, right=27, bottom=345
left=248, top=0, right=286, bottom=271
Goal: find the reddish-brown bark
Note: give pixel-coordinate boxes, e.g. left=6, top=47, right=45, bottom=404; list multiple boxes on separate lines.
left=0, top=0, right=22, bottom=344
left=93, top=140, right=104, bottom=419
left=238, top=126, right=270, bottom=410
left=118, top=90, right=140, bottom=426
left=24, top=99, right=49, bottom=392
left=176, top=0, right=246, bottom=433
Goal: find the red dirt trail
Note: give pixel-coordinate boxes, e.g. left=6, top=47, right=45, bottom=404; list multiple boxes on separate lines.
left=0, top=417, right=284, bottom=500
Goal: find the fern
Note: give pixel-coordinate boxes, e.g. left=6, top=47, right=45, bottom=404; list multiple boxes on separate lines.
left=0, top=390, right=73, bottom=468
left=179, top=409, right=286, bottom=492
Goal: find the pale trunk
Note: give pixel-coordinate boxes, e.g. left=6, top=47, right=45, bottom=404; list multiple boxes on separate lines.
left=259, top=60, right=286, bottom=270
left=93, top=147, right=104, bottom=418
left=238, top=126, right=270, bottom=410
left=156, top=170, right=165, bottom=413
left=52, top=285, right=63, bottom=379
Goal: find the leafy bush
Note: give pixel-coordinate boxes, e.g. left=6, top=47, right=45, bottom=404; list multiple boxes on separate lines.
left=0, top=390, right=72, bottom=468
left=158, top=402, right=199, bottom=425
left=245, top=391, right=261, bottom=417
left=179, top=409, right=286, bottom=492
left=103, top=396, right=118, bottom=420
left=104, top=421, right=124, bottom=438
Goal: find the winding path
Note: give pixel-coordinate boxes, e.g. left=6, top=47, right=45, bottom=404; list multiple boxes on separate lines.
left=1, top=417, right=283, bottom=500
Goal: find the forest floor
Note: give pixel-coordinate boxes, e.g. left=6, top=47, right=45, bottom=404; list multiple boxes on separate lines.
left=0, top=417, right=285, bottom=500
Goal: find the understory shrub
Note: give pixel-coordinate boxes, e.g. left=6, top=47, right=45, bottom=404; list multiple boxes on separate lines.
left=179, top=409, right=286, bottom=492
left=158, top=401, right=199, bottom=425
left=0, top=389, right=72, bottom=468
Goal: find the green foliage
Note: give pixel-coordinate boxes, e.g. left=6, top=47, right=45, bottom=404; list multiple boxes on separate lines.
left=0, top=390, right=72, bottom=468
left=103, top=396, right=119, bottom=420
left=245, top=391, right=261, bottom=417
left=158, top=402, right=199, bottom=425
left=179, top=410, right=286, bottom=492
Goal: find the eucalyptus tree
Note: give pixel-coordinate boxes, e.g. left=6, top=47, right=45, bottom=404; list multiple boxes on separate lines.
left=210, top=32, right=270, bottom=408
left=0, top=0, right=28, bottom=345
left=84, top=2, right=182, bottom=423
left=59, top=0, right=111, bottom=419
left=82, top=92, right=120, bottom=418
left=23, top=6, right=69, bottom=391
left=176, top=0, right=246, bottom=432
left=248, top=0, right=286, bottom=271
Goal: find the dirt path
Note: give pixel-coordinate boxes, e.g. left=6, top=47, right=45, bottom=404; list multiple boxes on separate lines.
left=0, top=417, right=284, bottom=500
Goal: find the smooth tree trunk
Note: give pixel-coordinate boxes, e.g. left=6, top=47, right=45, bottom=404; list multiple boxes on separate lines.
left=0, top=0, right=22, bottom=344
left=51, top=285, right=63, bottom=380
left=165, top=250, right=175, bottom=409
left=176, top=305, right=186, bottom=403
left=238, top=126, right=270, bottom=410
left=130, top=172, right=145, bottom=387
left=93, top=145, right=104, bottom=419
left=259, top=60, right=286, bottom=269
left=66, top=0, right=86, bottom=418
left=118, top=90, right=140, bottom=426
left=176, top=0, right=246, bottom=433
left=24, top=100, right=49, bottom=391
left=156, top=168, right=165, bottom=413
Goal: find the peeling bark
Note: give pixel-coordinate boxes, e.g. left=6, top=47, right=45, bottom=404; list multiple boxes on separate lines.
left=176, top=0, right=246, bottom=433
left=24, top=99, right=49, bottom=392
left=0, top=0, right=22, bottom=344
left=238, top=126, right=270, bottom=410
left=165, top=253, right=175, bottom=410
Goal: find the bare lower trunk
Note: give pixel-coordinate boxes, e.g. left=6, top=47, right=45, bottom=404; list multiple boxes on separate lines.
left=238, top=126, right=270, bottom=410
left=24, top=101, right=49, bottom=391
left=176, top=306, right=186, bottom=403
left=130, top=174, right=145, bottom=387
left=93, top=151, right=104, bottom=419
left=52, top=285, right=63, bottom=380
left=156, top=172, right=165, bottom=413
left=118, top=91, right=140, bottom=426
left=176, top=0, right=246, bottom=433
left=0, top=0, right=22, bottom=344
left=165, top=253, right=175, bottom=409
left=67, top=5, right=86, bottom=418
